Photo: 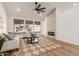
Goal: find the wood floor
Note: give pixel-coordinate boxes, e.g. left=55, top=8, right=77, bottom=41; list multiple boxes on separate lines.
left=49, top=37, right=79, bottom=56
left=1, top=36, right=79, bottom=56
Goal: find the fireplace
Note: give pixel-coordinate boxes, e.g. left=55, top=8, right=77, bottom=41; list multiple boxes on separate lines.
left=48, top=32, right=55, bottom=36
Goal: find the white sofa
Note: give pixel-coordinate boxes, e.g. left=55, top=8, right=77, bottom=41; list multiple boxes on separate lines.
left=0, top=36, right=19, bottom=52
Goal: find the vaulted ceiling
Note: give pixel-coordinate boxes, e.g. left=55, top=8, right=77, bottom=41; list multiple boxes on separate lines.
left=3, top=2, right=79, bottom=20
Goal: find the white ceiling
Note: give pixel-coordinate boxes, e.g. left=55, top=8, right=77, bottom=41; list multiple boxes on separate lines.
left=3, top=2, right=79, bottom=20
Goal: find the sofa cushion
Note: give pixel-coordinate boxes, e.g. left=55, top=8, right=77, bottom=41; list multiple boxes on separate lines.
left=8, top=32, right=15, bottom=40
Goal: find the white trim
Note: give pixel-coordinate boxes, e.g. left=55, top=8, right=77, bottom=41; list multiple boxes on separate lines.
left=56, top=37, right=79, bottom=46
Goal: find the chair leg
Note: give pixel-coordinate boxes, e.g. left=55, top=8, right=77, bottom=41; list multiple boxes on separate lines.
left=17, top=48, right=19, bottom=51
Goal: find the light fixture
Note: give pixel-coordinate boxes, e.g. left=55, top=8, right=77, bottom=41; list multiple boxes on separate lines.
left=73, top=3, right=78, bottom=7
left=39, top=13, right=42, bottom=16
left=33, top=11, right=37, bottom=15
left=17, top=8, right=21, bottom=12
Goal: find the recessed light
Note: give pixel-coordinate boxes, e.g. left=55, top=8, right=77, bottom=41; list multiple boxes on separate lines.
left=73, top=3, right=78, bottom=7
left=17, top=8, right=21, bottom=12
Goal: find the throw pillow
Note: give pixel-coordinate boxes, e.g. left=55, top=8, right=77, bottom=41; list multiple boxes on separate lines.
left=2, top=33, right=12, bottom=40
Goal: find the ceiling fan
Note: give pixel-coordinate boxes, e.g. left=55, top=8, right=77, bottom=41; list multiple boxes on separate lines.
left=34, top=2, right=46, bottom=14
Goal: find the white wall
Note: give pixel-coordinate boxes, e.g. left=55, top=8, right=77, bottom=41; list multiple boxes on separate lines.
left=41, top=18, right=47, bottom=36
left=7, top=16, right=14, bottom=32
left=56, top=7, right=79, bottom=45
left=41, top=10, right=56, bottom=37
left=47, top=10, right=56, bottom=38
left=0, top=3, right=7, bottom=34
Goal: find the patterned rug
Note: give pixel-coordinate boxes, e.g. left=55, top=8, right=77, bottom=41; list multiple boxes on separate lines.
left=2, top=37, right=62, bottom=56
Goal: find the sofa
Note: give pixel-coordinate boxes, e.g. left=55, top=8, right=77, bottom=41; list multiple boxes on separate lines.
left=0, top=33, right=19, bottom=53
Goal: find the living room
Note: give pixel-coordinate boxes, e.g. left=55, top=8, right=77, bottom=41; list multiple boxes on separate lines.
left=0, top=2, right=79, bottom=56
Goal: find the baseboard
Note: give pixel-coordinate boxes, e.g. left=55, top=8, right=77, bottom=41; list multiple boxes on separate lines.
left=56, top=38, right=79, bottom=47
left=46, top=36, right=79, bottom=47
left=47, top=35, right=56, bottom=39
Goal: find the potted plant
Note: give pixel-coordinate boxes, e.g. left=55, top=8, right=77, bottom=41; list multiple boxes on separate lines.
left=0, top=34, right=5, bottom=50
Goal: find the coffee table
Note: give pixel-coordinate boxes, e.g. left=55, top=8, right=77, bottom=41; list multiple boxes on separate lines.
left=25, top=36, right=34, bottom=44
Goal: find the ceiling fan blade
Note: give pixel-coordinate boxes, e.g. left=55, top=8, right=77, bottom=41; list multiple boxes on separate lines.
left=37, top=4, right=41, bottom=9
left=40, top=10, right=45, bottom=12
left=39, top=7, right=46, bottom=10
left=37, top=11, right=40, bottom=14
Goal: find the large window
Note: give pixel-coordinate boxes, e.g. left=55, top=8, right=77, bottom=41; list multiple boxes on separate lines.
left=33, top=25, right=40, bottom=33
left=14, top=19, right=40, bottom=34
left=14, top=19, right=24, bottom=33
left=34, top=21, right=40, bottom=33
